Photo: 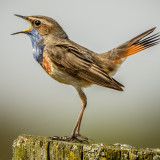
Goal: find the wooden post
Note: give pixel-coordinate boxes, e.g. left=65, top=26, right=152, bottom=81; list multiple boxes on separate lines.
left=13, top=134, right=160, bottom=160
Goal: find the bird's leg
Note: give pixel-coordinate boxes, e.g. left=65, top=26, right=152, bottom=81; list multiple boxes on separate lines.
left=50, top=104, right=86, bottom=142
left=51, top=87, right=88, bottom=142
left=71, top=107, right=85, bottom=136
left=70, top=87, right=88, bottom=141
left=50, top=87, right=87, bottom=142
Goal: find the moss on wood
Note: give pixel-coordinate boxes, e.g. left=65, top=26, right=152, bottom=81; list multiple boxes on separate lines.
left=13, top=135, right=160, bottom=160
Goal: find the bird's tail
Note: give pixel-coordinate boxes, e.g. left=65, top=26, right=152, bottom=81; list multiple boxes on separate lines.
left=101, top=27, right=160, bottom=64
left=117, top=27, right=160, bottom=59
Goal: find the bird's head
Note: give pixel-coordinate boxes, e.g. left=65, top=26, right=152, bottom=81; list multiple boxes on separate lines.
left=11, top=14, right=68, bottom=40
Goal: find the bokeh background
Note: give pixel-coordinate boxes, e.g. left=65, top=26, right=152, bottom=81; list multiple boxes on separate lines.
left=1, top=0, right=160, bottom=159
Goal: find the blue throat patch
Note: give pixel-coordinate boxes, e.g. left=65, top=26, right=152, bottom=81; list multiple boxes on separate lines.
left=27, top=29, right=44, bottom=65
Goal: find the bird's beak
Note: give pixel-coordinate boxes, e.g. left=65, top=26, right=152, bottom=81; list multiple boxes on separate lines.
left=11, top=14, right=32, bottom=35
left=14, top=14, right=26, bottom=19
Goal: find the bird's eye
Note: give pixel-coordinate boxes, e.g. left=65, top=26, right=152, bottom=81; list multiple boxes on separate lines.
left=34, top=20, right=41, bottom=27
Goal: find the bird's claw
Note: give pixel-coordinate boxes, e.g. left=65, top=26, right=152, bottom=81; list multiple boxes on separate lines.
left=50, top=136, right=70, bottom=141
left=50, top=134, right=92, bottom=143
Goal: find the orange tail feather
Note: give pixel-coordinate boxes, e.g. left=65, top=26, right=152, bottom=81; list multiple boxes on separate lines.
left=118, top=29, right=160, bottom=59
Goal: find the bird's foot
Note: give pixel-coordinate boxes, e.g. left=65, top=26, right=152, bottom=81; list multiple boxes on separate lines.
left=50, top=134, right=92, bottom=143
left=50, top=136, right=70, bottom=141
left=70, top=133, right=94, bottom=142
left=74, top=133, right=88, bottom=141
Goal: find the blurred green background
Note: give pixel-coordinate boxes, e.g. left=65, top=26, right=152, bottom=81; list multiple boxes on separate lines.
left=1, top=0, right=160, bottom=159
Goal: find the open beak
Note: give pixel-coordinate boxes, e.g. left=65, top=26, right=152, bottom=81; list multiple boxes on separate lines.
left=11, top=14, right=32, bottom=35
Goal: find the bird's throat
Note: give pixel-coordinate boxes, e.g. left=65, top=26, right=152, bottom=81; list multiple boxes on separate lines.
left=27, top=29, right=44, bottom=65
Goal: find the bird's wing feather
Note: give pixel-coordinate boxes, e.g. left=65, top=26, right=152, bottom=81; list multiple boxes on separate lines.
left=45, top=42, right=123, bottom=91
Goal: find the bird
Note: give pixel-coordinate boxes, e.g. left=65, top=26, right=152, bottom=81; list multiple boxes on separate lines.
left=12, top=14, right=160, bottom=142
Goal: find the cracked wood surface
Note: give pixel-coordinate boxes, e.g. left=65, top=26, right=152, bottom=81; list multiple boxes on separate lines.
left=13, top=135, right=160, bottom=160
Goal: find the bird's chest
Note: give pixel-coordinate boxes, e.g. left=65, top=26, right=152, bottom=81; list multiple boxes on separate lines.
left=41, top=53, right=65, bottom=80
left=42, top=53, right=52, bottom=74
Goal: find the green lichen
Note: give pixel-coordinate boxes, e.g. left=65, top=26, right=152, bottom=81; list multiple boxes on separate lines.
left=70, top=151, right=79, bottom=159
left=13, top=135, right=160, bottom=160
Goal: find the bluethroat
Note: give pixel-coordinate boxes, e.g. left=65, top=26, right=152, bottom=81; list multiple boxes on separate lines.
left=12, top=14, right=160, bottom=141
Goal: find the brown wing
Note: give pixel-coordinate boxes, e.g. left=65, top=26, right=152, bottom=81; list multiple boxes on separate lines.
left=45, top=41, right=123, bottom=91
left=101, top=27, right=160, bottom=63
